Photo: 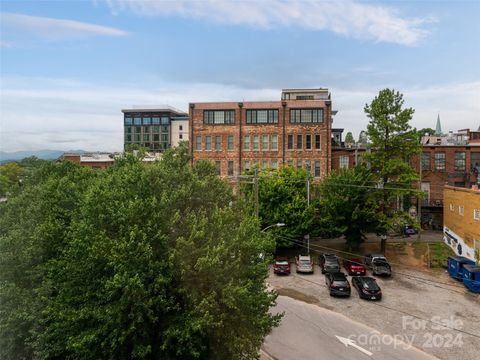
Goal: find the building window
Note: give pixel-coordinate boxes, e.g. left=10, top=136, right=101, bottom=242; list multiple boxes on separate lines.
left=179, top=134, right=183, bottom=140
left=253, top=135, right=259, bottom=151
left=153, top=126, right=160, bottom=133
left=459, top=205, right=464, bottom=216
left=296, top=160, right=302, bottom=169
left=287, top=134, right=293, bottom=150
left=134, top=117, right=142, bottom=125
left=296, top=134, right=303, bottom=150
left=125, top=117, right=133, bottom=125
left=204, top=110, right=235, bottom=124
left=179, top=125, right=183, bottom=131
left=161, top=134, right=169, bottom=142
left=134, top=134, right=141, bottom=142
left=474, top=209, right=480, bottom=220
left=306, top=134, right=312, bottom=150
left=126, top=134, right=132, bottom=142
left=215, top=135, right=222, bottom=151
left=421, top=152, right=430, bottom=171
left=144, top=126, right=150, bottom=133
left=449, top=204, right=454, bottom=211
left=262, top=135, right=269, bottom=150
left=287, top=160, right=293, bottom=167
left=315, top=134, right=321, bottom=149
left=271, top=160, right=278, bottom=169
left=161, top=116, right=170, bottom=125
left=126, top=127, right=132, bottom=134
left=315, top=160, right=321, bottom=177
left=340, top=155, right=349, bottom=169
left=435, top=152, right=446, bottom=171
left=243, top=135, right=250, bottom=150
left=228, top=135, right=234, bottom=150
left=205, top=136, right=211, bottom=151
left=135, top=126, right=141, bottom=134
left=143, top=134, right=150, bottom=141
left=244, top=160, right=251, bottom=171
left=262, top=160, right=269, bottom=169
left=152, top=117, right=160, bottom=125
left=271, top=135, right=278, bottom=151
left=454, top=152, right=466, bottom=171
left=143, top=117, right=152, bottom=125
left=290, top=108, right=324, bottom=123
left=305, top=160, right=311, bottom=174
left=215, top=161, right=221, bottom=176
left=153, top=134, right=159, bottom=141
left=246, top=109, right=279, bottom=124
left=228, top=161, right=234, bottom=176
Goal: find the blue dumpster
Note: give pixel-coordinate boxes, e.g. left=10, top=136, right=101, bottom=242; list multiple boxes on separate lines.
left=447, top=256, right=475, bottom=281
left=463, top=265, right=480, bottom=293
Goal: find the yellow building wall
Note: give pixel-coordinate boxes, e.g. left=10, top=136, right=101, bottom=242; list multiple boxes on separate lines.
left=443, top=186, right=480, bottom=261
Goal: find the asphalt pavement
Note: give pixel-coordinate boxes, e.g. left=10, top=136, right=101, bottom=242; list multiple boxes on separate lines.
left=263, top=295, right=438, bottom=360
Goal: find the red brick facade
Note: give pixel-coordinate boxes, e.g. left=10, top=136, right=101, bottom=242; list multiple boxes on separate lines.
left=189, top=96, right=333, bottom=181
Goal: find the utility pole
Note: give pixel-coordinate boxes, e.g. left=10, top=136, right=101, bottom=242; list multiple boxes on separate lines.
left=417, top=156, right=422, bottom=241
left=254, top=168, right=259, bottom=218
left=306, top=178, right=310, bottom=206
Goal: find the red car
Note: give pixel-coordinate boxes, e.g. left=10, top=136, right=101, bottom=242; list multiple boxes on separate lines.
left=344, top=258, right=366, bottom=276
left=273, top=256, right=291, bottom=275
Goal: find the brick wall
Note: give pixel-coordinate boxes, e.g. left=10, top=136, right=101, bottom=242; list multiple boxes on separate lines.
left=189, top=100, right=332, bottom=181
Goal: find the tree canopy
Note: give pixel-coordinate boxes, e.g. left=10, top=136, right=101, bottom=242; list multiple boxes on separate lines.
left=318, top=166, right=379, bottom=249
left=0, top=145, right=280, bottom=359
left=344, top=132, right=354, bottom=145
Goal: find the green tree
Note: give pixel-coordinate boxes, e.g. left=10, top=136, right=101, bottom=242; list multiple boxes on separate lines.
left=364, top=88, right=421, bottom=251
left=0, top=162, right=22, bottom=196
left=0, top=145, right=280, bottom=360
left=318, top=166, right=379, bottom=249
left=243, top=166, right=315, bottom=248
left=357, top=130, right=368, bottom=145
left=345, top=132, right=354, bottom=145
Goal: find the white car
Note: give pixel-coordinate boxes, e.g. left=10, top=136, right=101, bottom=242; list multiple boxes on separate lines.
left=295, top=255, right=314, bottom=273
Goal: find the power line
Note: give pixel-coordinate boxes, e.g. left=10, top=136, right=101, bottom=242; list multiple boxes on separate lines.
left=276, top=232, right=463, bottom=286
left=276, top=236, right=468, bottom=294
left=287, top=273, right=480, bottom=339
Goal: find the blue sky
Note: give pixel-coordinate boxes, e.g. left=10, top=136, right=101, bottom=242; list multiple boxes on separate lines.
left=1, top=0, right=479, bottom=151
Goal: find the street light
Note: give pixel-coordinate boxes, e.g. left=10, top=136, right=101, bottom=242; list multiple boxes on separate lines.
left=261, top=223, right=286, bottom=232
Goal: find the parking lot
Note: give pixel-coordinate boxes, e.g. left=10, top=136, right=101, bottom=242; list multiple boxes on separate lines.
left=267, top=261, right=480, bottom=360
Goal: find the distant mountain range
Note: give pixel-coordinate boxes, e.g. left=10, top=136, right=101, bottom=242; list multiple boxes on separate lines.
left=0, top=150, right=86, bottom=163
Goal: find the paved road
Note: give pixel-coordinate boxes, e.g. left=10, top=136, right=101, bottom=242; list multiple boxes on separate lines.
left=263, top=295, right=438, bottom=360
left=312, top=231, right=444, bottom=246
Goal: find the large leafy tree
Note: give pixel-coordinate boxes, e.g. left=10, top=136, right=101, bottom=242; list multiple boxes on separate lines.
left=0, top=145, right=280, bottom=359
left=242, top=166, right=315, bottom=248
left=344, top=132, right=354, bottom=145
left=318, top=166, right=379, bottom=249
left=364, top=89, right=421, bottom=250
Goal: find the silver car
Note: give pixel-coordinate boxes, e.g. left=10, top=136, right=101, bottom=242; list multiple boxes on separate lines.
left=296, top=255, right=314, bottom=273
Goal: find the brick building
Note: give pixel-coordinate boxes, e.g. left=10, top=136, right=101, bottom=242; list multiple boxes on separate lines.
left=189, top=89, right=335, bottom=180
left=444, top=185, right=480, bottom=262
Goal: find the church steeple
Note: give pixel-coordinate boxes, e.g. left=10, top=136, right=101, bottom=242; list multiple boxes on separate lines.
left=435, top=113, right=442, bottom=135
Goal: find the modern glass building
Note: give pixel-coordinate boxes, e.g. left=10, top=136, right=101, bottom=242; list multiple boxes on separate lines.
left=122, top=106, right=188, bottom=152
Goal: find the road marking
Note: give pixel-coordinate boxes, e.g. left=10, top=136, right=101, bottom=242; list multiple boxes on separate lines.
left=336, top=335, right=373, bottom=357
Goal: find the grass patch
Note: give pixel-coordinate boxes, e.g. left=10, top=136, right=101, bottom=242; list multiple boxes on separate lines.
left=428, top=243, right=455, bottom=268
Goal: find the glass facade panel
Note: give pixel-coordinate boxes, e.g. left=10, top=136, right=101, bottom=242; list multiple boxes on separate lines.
left=125, top=117, right=133, bottom=125
left=152, top=117, right=160, bottom=125
left=143, top=117, right=152, bottom=125
left=161, top=116, right=170, bottom=125
left=134, top=117, right=142, bottom=125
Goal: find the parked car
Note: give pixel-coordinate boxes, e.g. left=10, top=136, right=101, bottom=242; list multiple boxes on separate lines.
left=371, top=258, right=392, bottom=276
left=295, top=255, right=314, bottom=274
left=365, top=254, right=387, bottom=267
left=325, top=272, right=351, bottom=297
left=352, top=276, right=382, bottom=300
left=343, top=258, right=366, bottom=276
left=319, top=254, right=340, bottom=274
left=273, top=256, right=291, bottom=275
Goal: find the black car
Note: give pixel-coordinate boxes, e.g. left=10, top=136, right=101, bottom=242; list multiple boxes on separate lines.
left=325, top=272, right=351, bottom=297
left=320, top=254, right=340, bottom=274
left=352, top=276, right=382, bottom=300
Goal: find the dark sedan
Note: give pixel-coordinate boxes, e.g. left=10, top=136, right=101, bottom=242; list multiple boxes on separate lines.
left=325, top=272, right=351, bottom=297
left=352, top=276, right=382, bottom=300
left=320, top=254, right=340, bottom=274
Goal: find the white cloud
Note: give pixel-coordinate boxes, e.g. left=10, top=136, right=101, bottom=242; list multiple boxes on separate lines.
left=105, top=0, right=434, bottom=46
left=1, top=12, right=128, bottom=39
left=1, top=76, right=478, bottom=152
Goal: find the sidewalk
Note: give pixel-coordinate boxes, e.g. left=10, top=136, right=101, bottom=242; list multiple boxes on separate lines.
left=311, top=230, right=443, bottom=246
